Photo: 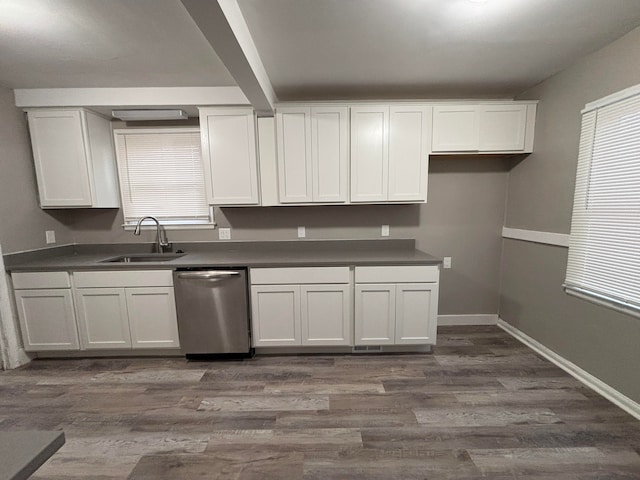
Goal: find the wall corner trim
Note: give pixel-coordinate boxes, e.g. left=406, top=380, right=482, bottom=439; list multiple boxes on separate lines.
left=502, top=227, right=570, bottom=247
left=438, top=314, right=498, bottom=326
left=498, top=319, right=640, bottom=421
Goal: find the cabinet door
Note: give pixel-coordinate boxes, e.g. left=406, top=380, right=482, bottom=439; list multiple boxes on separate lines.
left=350, top=105, right=389, bottom=202
left=126, top=287, right=180, bottom=349
left=75, top=288, right=131, bottom=349
left=251, top=285, right=301, bottom=346
left=301, top=284, right=351, bottom=346
left=354, top=284, right=395, bottom=345
left=478, top=105, right=527, bottom=151
left=311, top=106, right=349, bottom=203
left=27, top=109, right=93, bottom=207
left=388, top=105, right=430, bottom=202
left=432, top=106, right=479, bottom=152
left=200, top=107, right=259, bottom=205
left=14, top=289, right=79, bottom=351
left=395, top=283, right=438, bottom=345
left=276, top=107, right=313, bottom=203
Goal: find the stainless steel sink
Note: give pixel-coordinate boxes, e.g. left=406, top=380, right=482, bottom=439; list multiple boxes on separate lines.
left=99, top=253, right=186, bottom=263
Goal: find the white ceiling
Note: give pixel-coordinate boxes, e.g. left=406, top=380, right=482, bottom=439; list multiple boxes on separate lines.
left=0, top=0, right=235, bottom=89
left=237, top=0, right=640, bottom=100
left=2, top=0, right=640, bottom=103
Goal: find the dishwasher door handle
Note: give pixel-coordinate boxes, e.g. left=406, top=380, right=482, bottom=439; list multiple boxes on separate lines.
left=176, top=271, right=241, bottom=280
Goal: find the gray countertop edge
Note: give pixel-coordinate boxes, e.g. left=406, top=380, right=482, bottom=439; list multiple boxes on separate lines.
left=0, top=430, right=65, bottom=480
left=4, top=240, right=441, bottom=272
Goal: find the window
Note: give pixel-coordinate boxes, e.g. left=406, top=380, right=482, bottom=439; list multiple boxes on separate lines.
left=565, top=84, right=640, bottom=317
left=113, top=128, right=212, bottom=227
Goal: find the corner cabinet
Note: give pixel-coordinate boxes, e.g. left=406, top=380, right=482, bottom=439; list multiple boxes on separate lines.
left=432, top=103, right=536, bottom=153
left=354, top=266, right=439, bottom=346
left=73, top=270, right=180, bottom=350
left=26, top=108, right=120, bottom=208
left=350, top=105, right=430, bottom=203
left=12, top=272, right=80, bottom=352
left=276, top=106, right=349, bottom=203
left=199, top=107, right=260, bottom=205
left=250, top=267, right=352, bottom=347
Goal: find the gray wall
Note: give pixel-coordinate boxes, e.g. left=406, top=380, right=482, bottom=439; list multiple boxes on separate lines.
left=501, top=26, right=640, bottom=402
left=65, top=157, right=510, bottom=316
left=0, top=86, right=73, bottom=254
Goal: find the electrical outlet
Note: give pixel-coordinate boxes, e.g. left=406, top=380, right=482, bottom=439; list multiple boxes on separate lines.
left=45, top=230, right=56, bottom=244
left=443, top=256, right=452, bottom=269
left=297, top=226, right=306, bottom=238
left=218, top=227, right=231, bottom=240
left=381, top=225, right=390, bottom=237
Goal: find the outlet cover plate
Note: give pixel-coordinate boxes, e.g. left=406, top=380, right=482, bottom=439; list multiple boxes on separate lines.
left=297, top=226, right=306, bottom=238
left=218, top=228, right=231, bottom=240
left=443, top=257, right=452, bottom=269
left=45, top=230, right=56, bottom=244
left=381, top=225, right=390, bottom=237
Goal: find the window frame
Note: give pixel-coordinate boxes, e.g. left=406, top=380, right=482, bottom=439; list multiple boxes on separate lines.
left=112, top=127, right=215, bottom=230
left=564, top=83, right=640, bottom=319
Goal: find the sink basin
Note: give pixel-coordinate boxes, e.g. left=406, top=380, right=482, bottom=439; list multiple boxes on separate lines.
left=99, top=253, right=186, bottom=263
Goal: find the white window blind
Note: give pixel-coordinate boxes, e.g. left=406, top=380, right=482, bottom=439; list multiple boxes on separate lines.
left=565, top=85, right=640, bottom=317
left=113, top=128, right=211, bottom=225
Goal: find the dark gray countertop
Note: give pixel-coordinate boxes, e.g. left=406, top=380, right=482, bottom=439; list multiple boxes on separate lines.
left=0, top=430, right=65, bottom=480
left=4, top=240, right=441, bottom=272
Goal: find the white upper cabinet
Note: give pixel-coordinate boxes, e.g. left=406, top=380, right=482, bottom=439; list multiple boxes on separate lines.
left=276, top=106, right=313, bottom=203
left=276, top=105, right=348, bottom=203
left=199, top=107, right=260, bottom=205
left=351, top=104, right=430, bottom=203
left=432, top=105, right=479, bottom=152
left=26, top=108, right=120, bottom=208
left=388, top=105, right=431, bottom=202
left=478, top=104, right=528, bottom=151
left=350, top=105, right=389, bottom=202
left=432, top=103, right=536, bottom=153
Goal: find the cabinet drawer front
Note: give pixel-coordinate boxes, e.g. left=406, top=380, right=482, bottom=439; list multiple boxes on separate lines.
left=250, top=267, right=350, bottom=285
left=355, top=266, right=439, bottom=283
left=73, top=270, right=173, bottom=288
left=12, top=271, right=71, bottom=289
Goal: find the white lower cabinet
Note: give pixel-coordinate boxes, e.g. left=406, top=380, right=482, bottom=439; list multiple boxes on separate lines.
left=250, top=267, right=352, bottom=347
left=355, top=266, right=439, bottom=346
left=74, top=270, right=180, bottom=350
left=126, top=287, right=179, bottom=349
left=301, top=284, right=351, bottom=346
left=251, top=285, right=301, bottom=346
left=75, top=288, right=131, bottom=349
left=12, top=272, right=80, bottom=352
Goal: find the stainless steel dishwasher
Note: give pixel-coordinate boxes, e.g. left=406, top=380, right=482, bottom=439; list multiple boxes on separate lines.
left=173, top=268, right=252, bottom=358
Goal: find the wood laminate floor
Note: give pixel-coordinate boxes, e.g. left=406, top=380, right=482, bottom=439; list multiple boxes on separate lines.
left=1, top=326, right=639, bottom=479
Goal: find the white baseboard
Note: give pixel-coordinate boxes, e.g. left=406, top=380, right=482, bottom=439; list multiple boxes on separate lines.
left=438, top=314, right=498, bottom=326
left=498, top=319, right=640, bottom=421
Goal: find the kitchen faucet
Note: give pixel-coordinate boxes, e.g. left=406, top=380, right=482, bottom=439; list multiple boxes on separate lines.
left=133, top=216, right=171, bottom=254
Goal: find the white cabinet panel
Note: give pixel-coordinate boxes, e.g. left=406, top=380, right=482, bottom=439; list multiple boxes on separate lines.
left=432, top=105, right=479, bottom=152
left=388, top=105, right=430, bottom=202
left=395, top=283, right=438, bottom=345
left=354, top=284, right=395, bottom=345
left=478, top=104, right=527, bottom=151
left=301, top=284, right=351, bottom=346
left=75, top=288, right=131, bottom=349
left=15, top=289, right=79, bottom=351
left=350, top=105, right=389, bottom=202
left=432, top=103, right=535, bottom=153
left=126, top=287, right=180, bottom=349
left=276, top=106, right=348, bottom=204
left=26, top=108, right=119, bottom=208
left=312, top=106, right=349, bottom=203
left=251, top=285, right=301, bottom=346
left=276, top=107, right=312, bottom=203
left=199, top=107, right=259, bottom=205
